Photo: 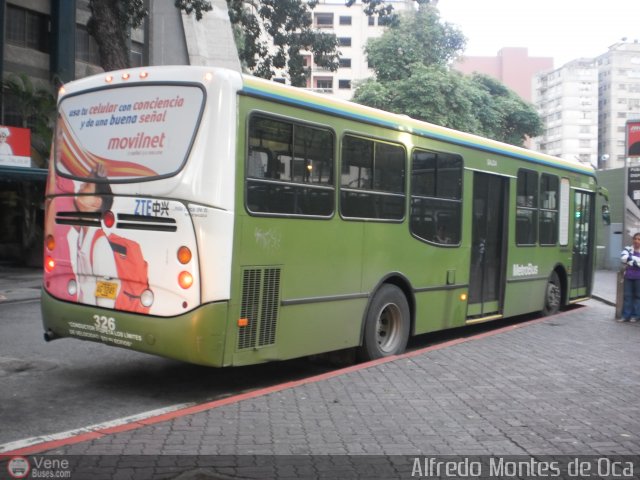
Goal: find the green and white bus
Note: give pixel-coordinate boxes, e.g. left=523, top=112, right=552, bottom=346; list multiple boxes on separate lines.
left=42, top=66, right=602, bottom=367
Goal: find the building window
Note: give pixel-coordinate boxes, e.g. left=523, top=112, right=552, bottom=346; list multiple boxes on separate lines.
left=76, top=25, right=100, bottom=64
left=315, top=78, right=333, bottom=91
left=338, top=37, right=352, bottom=47
left=130, top=41, right=145, bottom=67
left=368, top=16, right=375, bottom=26
left=6, top=5, right=50, bottom=54
left=339, top=16, right=352, bottom=25
left=338, top=79, right=351, bottom=89
left=339, top=58, right=351, bottom=68
left=314, top=12, right=333, bottom=28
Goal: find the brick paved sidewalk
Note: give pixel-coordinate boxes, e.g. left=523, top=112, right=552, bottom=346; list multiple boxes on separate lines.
left=4, top=300, right=635, bottom=479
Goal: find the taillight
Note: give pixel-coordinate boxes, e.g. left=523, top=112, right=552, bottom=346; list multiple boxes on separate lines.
left=178, top=271, right=193, bottom=289
left=177, top=246, right=192, bottom=264
left=45, top=235, right=55, bottom=251
left=103, top=210, right=115, bottom=228
left=45, top=256, right=55, bottom=272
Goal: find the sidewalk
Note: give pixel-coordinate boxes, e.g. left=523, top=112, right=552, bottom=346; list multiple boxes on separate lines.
left=0, top=265, right=42, bottom=304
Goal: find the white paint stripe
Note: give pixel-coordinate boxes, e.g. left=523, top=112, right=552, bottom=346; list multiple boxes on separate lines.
left=0, top=402, right=195, bottom=454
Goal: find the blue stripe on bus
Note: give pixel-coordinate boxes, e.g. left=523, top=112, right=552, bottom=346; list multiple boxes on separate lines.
left=242, top=85, right=595, bottom=177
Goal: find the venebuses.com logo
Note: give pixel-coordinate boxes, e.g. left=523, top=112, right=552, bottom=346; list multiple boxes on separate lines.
left=6, top=457, right=30, bottom=479
left=6, top=455, right=71, bottom=479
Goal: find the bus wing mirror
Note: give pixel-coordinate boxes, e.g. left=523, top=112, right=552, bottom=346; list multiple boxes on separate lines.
left=602, top=204, right=611, bottom=225
left=597, top=185, right=609, bottom=201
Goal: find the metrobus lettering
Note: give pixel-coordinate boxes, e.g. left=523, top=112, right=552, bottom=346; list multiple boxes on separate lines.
left=108, top=132, right=166, bottom=150
left=133, top=95, right=185, bottom=111
left=513, top=263, right=539, bottom=276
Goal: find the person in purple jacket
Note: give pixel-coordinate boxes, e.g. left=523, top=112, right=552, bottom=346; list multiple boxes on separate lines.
left=620, top=232, right=640, bottom=322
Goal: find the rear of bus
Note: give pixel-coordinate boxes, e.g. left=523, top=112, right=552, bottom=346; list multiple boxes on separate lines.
left=41, top=67, right=241, bottom=366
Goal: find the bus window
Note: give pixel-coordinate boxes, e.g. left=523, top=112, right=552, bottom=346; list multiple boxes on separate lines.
left=410, top=149, right=462, bottom=245
left=246, top=114, right=334, bottom=216
left=340, top=135, right=405, bottom=220
left=539, top=174, right=559, bottom=245
left=516, top=169, right=538, bottom=245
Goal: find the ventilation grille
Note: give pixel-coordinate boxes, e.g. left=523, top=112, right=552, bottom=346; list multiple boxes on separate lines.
left=238, top=267, right=281, bottom=350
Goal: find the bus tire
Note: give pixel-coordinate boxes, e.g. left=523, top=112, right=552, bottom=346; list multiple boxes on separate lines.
left=359, top=284, right=410, bottom=361
left=542, top=271, right=561, bottom=316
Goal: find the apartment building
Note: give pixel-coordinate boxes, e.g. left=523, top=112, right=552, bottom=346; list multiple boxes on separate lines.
left=532, top=59, right=599, bottom=167
left=452, top=47, right=553, bottom=103
left=597, top=41, right=640, bottom=170
left=302, top=0, right=413, bottom=101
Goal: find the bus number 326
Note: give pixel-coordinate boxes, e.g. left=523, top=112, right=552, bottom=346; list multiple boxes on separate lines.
left=94, top=315, right=116, bottom=332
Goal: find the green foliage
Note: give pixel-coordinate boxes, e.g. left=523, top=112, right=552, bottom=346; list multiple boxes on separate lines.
left=2, top=73, right=56, bottom=165
left=227, top=0, right=339, bottom=86
left=353, top=4, right=542, bottom=146
left=365, top=5, right=465, bottom=81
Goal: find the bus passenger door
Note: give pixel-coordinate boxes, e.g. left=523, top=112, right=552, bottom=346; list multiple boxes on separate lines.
left=467, top=173, right=508, bottom=320
left=570, top=191, right=594, bottom=299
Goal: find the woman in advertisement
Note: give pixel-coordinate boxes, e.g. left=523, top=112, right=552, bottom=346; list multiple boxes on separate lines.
left=70, top=164, right=119, bottom=307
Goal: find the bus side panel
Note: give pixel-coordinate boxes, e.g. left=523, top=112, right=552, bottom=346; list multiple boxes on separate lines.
left=502, top=280, right=546, bottom=317
left=360, top=222, right=469, bottom=334
left=413, top=289, right=468, bottom=334
left=41, top=291, right=229, bottom=367
left=230, top=300, right=366, bottom=366
left=224, top=215, right=366, bottom=365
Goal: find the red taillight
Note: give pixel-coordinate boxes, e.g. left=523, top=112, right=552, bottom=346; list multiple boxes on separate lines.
left=178, top=271, right=193, bottom=289
left=103, top=210, right=115, bottom=228
left=45, top=256, right=55, bottom=272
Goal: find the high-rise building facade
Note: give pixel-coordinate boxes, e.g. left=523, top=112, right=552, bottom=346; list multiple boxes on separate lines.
left=452, top=47, right=553, bottom=103
left=301, top=0, right=413, bottom=101
left=597, top=41, right=640, bottom=170
left=532, top=59, right=598, bottom=167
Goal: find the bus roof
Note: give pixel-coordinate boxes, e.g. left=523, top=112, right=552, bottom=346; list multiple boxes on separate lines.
left=241, top=74, right=596, bottom=178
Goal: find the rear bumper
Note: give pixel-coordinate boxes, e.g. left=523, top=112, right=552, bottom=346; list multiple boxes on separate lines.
left=41, top=289, right=229, bottom=367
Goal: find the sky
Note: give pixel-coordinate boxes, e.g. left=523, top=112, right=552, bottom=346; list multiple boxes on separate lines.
left=436, top=0, right=640, bottom=68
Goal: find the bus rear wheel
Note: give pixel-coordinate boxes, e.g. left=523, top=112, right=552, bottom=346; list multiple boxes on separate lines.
left=542, top=271, right=561, bottom=316
left=359, top=284, right=410, bottom=361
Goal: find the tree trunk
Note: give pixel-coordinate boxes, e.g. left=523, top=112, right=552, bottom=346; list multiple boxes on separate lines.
left=88, top=0, right=131, bottom=71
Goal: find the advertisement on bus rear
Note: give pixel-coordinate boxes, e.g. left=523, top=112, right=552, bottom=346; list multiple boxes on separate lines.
left=55, top=84, right=205, bottom=181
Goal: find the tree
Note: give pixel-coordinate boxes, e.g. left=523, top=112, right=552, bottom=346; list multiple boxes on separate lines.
left=353, top=4, right=542, bottom=146
left=227, top=0, right=340, bottom=86
left=1, top=73, right=56, bottom=265
left=2, top=72, right=56, bottom=165
left=87, top=0, right=213, bottom=71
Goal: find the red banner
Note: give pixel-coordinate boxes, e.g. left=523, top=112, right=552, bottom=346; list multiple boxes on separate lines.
left=627, top=121, right=640, bottom=157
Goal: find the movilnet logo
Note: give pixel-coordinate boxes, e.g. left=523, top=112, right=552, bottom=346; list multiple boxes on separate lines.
left=6, top=456, right=30, bottom=479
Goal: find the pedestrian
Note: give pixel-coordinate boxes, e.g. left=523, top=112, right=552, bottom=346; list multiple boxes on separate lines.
left=620, top=232, right=640, bottom=322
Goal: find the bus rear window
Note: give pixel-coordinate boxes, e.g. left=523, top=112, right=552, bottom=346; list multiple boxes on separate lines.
left=55, top=84, right=205, bottom=182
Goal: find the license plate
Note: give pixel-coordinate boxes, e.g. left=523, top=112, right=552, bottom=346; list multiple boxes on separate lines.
left=95, top=280, right=118, bottom=300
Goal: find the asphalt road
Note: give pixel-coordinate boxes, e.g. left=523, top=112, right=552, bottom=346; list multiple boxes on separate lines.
left=0, top=299, right=335, bottom=446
